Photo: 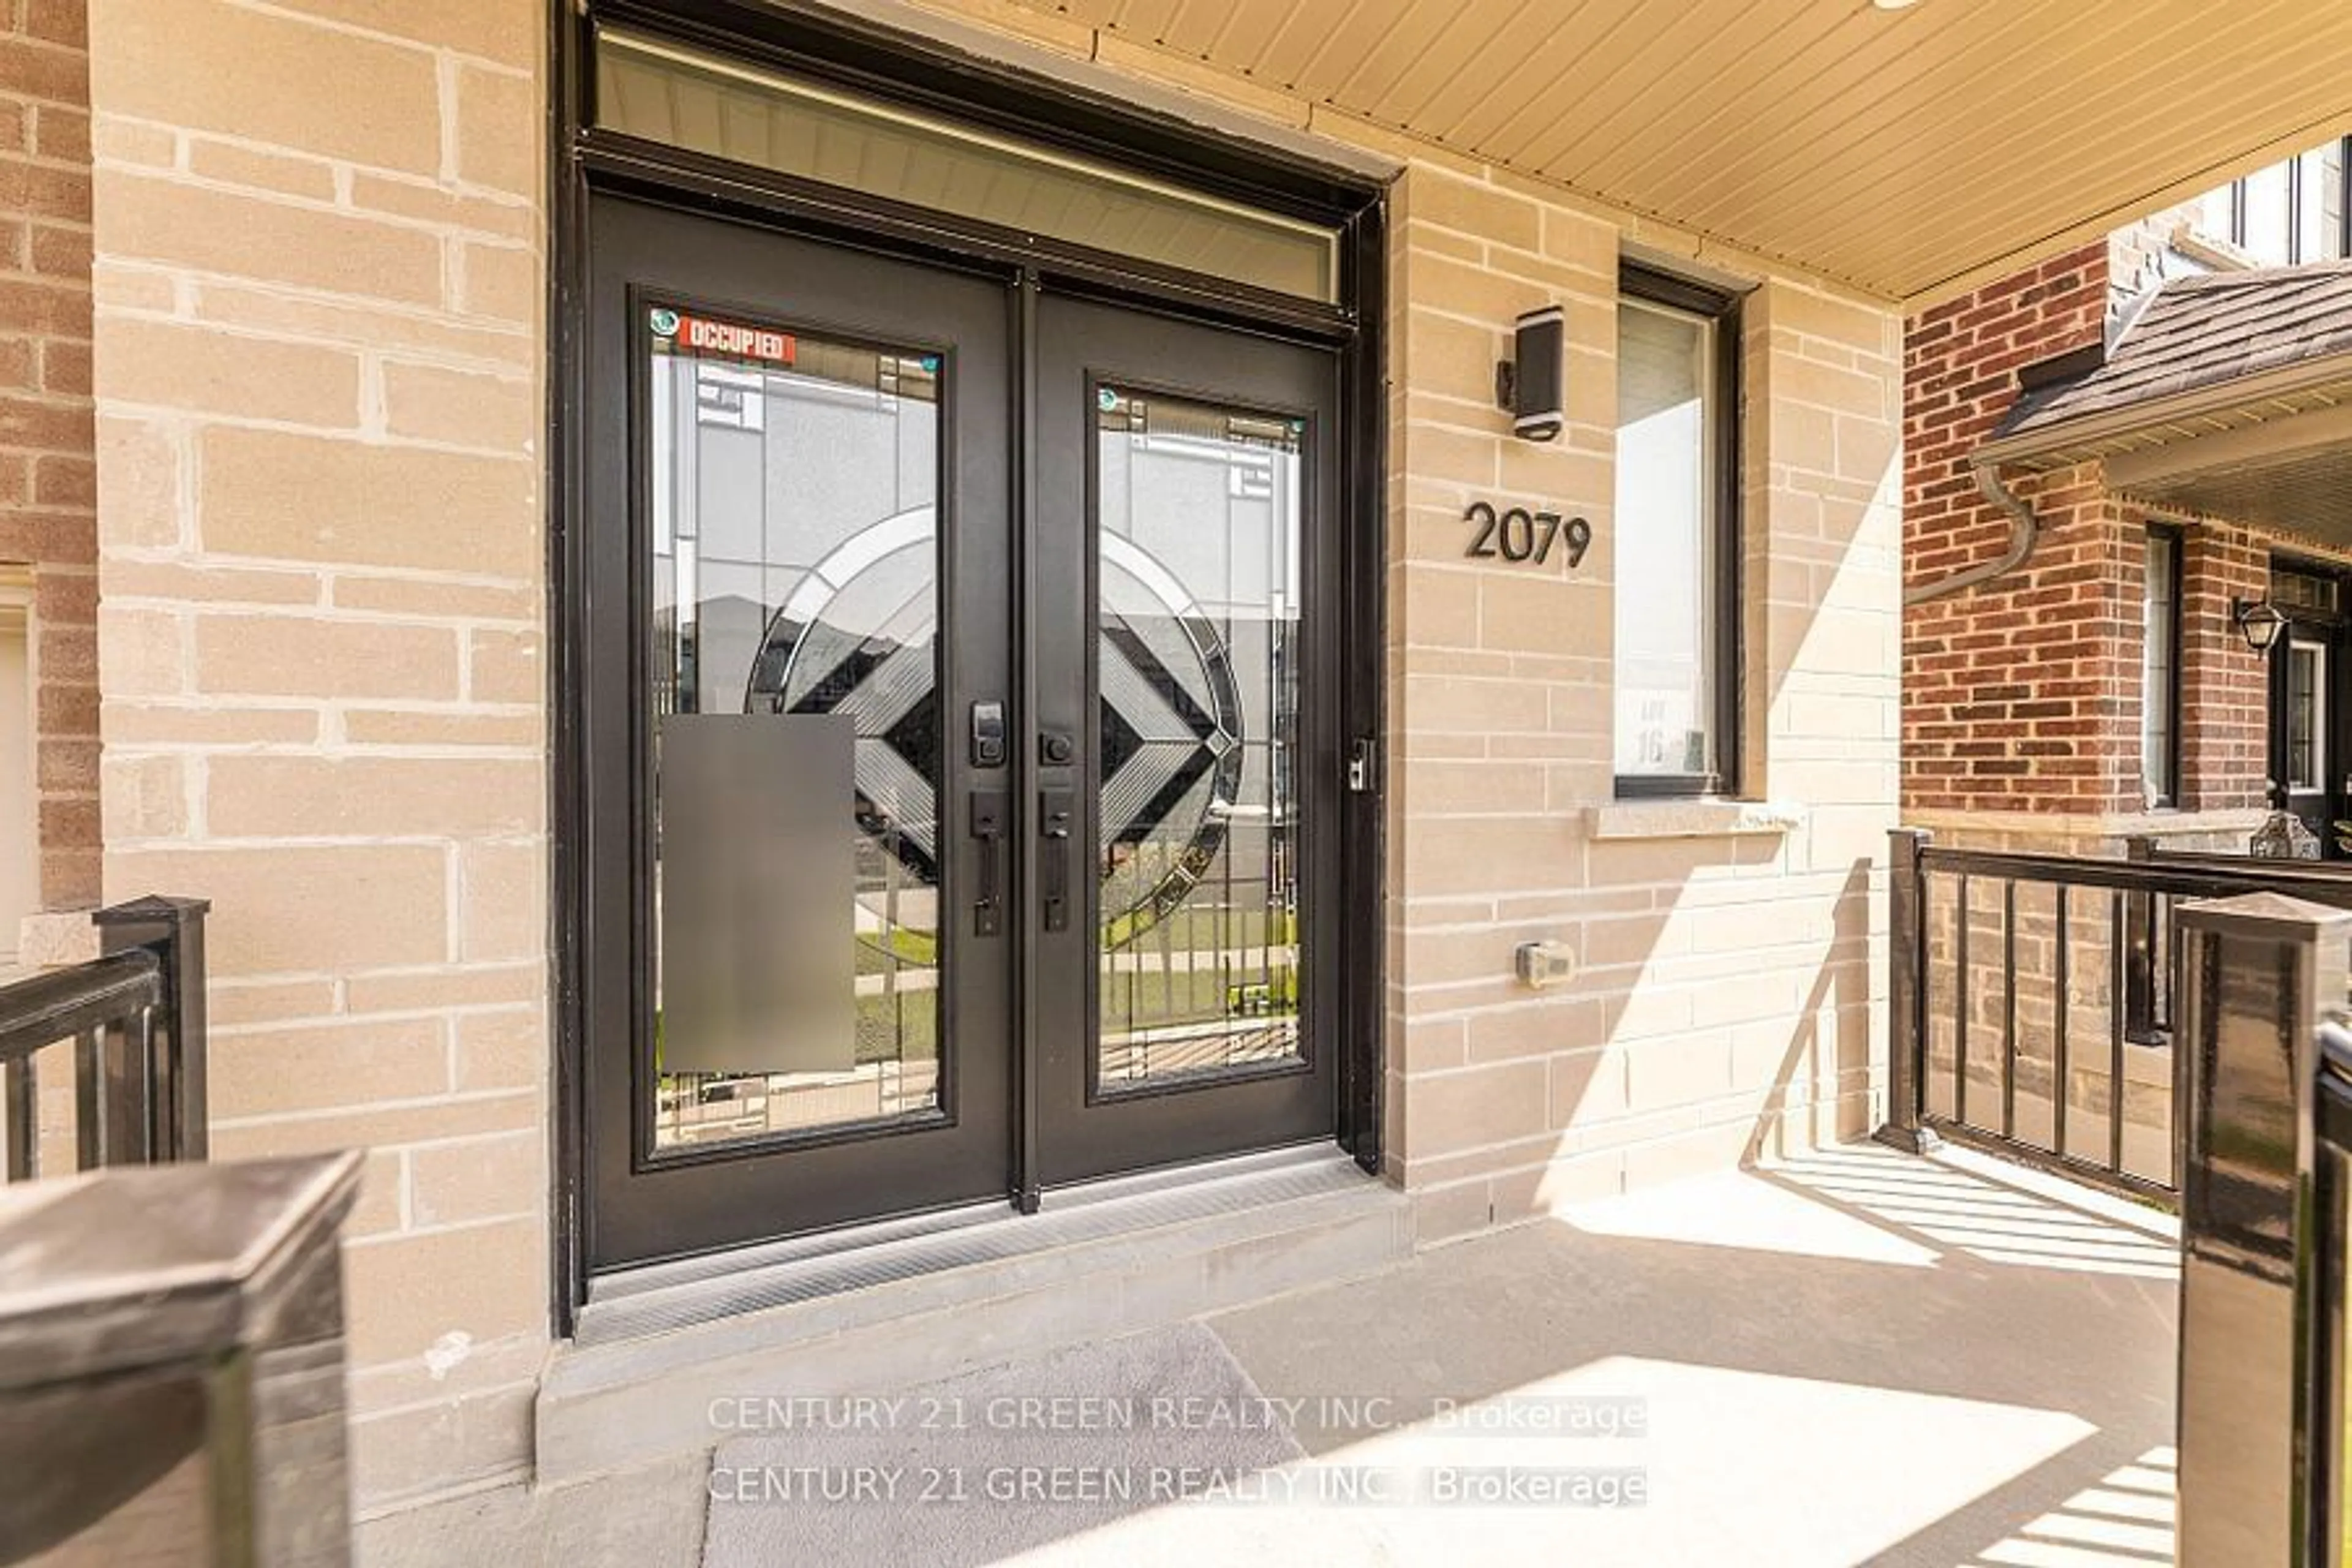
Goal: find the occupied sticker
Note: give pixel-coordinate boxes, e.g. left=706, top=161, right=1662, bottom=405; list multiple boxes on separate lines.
left=653, top=308, right=797, bottom=367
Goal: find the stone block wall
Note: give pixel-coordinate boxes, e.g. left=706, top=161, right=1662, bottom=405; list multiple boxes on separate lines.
left=1379, top=154, right=1901, bottom=1238
left=86, top=0, right=547, bottom=1512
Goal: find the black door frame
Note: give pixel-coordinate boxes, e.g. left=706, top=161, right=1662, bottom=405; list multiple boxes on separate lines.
left=548, top=0, right=1389, bottom=1327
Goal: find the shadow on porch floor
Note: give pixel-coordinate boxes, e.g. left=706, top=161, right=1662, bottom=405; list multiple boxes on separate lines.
left=357, top=1140, right=2179, bottom=1568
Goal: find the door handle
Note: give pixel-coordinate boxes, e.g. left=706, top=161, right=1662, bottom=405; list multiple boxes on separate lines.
left=1039, top=788, right=1074, bottom=933
left=970, top=790, right=1006, bottom=938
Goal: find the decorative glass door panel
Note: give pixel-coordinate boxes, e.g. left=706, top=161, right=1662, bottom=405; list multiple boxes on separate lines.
left=1093, top=388, right=1305, bottom=1090
left=647, top=315, right=946, bottom=1148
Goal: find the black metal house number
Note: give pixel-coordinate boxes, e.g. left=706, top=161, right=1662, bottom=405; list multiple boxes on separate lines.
left=1464, top=502, right=1590, bottom=567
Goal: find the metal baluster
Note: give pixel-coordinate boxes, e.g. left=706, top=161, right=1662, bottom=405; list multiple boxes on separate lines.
left=75, top=1028, right=102, bottom=1169
left=2, top=1054, right=32, bottom=1180
left=1879, top=829, right=1934, bottom=1153
left=2053, top=886, right=2071, bottom=1161
left=2002, top=880, right=2018, bottom=1139
left=2158, top=891, right=2175, bottom=1039
left=1955, top=873, right=1971, bottom=1129
left=2109, top=889, right=2127, bottom=1174
left=129, top=1007, right=159, bottom=1164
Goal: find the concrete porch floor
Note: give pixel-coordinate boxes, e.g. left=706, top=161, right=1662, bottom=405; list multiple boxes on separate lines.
left=358, top=1141, right=2180, bottom=1568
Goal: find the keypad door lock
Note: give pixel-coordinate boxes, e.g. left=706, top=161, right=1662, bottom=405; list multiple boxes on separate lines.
left=970, top=700, right=1006, bottom=769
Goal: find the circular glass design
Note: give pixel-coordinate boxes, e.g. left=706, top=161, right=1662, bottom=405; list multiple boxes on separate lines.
left=746, top=511, right=1242, bottom=946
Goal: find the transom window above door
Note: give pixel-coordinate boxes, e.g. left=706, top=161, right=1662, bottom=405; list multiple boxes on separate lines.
left=594, top=28, right=1341, bottom=303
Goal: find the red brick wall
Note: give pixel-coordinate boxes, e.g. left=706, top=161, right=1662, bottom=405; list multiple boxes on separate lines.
left=1904, top=244, right=2117, bottom=816
left=2179, top=522, right=2269, bottom=813
left=0, top=0, right=94, bottom=908
left=1903, top=235, right=2332, bottom=824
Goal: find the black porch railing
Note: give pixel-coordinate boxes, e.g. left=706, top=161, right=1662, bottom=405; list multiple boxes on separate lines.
left=1885, top=829, right=2352, bottom=1202
left=0, top=894, right=209, bottom=1182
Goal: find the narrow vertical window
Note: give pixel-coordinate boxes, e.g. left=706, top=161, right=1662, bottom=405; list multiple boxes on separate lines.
left=2289, top=641, right=2327, bottom=797
left=1615, top=265, right=1741, bottom=797
left=2141, top=527, right=2181, bottom=808
left=2296, top=145, right=2336, bottom=263
left=2241, top=162, right=2294, bottom=266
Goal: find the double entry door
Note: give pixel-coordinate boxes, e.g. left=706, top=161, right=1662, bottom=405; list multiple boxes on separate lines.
left=582, top=196, right=1343, bottom=1270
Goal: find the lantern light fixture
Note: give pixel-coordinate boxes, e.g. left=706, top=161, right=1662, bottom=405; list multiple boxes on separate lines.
left=2233, top=596, right=2288, bottom=654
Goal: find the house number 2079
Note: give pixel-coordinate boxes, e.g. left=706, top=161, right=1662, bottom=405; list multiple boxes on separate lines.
left=1464, top=502, right=1591, bottom=567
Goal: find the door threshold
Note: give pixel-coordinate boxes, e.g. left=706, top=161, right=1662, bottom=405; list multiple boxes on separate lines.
left=540, top=1141, right=1404, bottom=1485
left=573, top=1140, right=1365, bottom=1348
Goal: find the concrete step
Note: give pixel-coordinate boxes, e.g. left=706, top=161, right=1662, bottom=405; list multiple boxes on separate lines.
left=533, top=1146, right=1410, bottom=1485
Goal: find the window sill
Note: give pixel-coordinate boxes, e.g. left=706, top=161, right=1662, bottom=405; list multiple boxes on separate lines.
left=1585, top=799, right=1804, bottom=842
left=2168, top=228, right=2257, bottom=273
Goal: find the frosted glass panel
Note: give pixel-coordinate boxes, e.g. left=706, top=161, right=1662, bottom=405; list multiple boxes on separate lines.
left=598, top=29, right=1338, bottom=303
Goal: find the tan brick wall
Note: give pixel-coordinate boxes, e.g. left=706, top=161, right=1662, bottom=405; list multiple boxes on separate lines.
left=1361, top=157, right=1902, bottom=1237
left=0, top=0, right=98, bottom=910
left=87, top=0, right=545, bottom=1513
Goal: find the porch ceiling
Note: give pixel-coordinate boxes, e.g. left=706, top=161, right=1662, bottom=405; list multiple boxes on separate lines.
left=1005, top=0, right=2352, bottom=304
left=2103, top=389, right=2352, bottom=545
left=1981, top=372, right=2352, bottom=545
left=2120, top=439, right=2352, bottom=544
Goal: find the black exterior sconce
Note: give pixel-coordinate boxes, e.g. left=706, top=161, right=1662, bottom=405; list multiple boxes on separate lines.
left=2233, top=597, right=2287, bottom=654
left=1494, top=306, right=1564, bottom=442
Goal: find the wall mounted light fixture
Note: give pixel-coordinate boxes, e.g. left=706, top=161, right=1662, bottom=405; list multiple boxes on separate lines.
left=1494, top=306, right=1564, bottom=442
left=2233, top=596, right=2288, bottom=654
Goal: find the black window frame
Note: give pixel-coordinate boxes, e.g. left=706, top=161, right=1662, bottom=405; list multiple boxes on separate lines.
left=1613, top=261, right=1744, bottom=802
left=2141, top=523, right=2184, bottom=810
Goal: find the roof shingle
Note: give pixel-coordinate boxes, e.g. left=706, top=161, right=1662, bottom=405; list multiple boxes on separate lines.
left=1997, top=259, right=2352, bottom=440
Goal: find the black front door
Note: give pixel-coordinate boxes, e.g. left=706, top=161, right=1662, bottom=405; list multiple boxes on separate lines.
left=1030, top=295, right=1342, bottom=1186
left=581, top=198, right=1343, bottom=1272
left=583, top=196, right=1017, bottom=1268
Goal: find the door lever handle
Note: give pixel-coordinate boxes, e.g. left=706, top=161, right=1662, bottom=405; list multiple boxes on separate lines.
left=1039, top=788, right=1074, bottom=933
left=970, top=790, right=1006, bottom=937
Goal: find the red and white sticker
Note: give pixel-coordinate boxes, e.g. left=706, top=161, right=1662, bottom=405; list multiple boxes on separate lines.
left=654, top=307, right=796, bottom=366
